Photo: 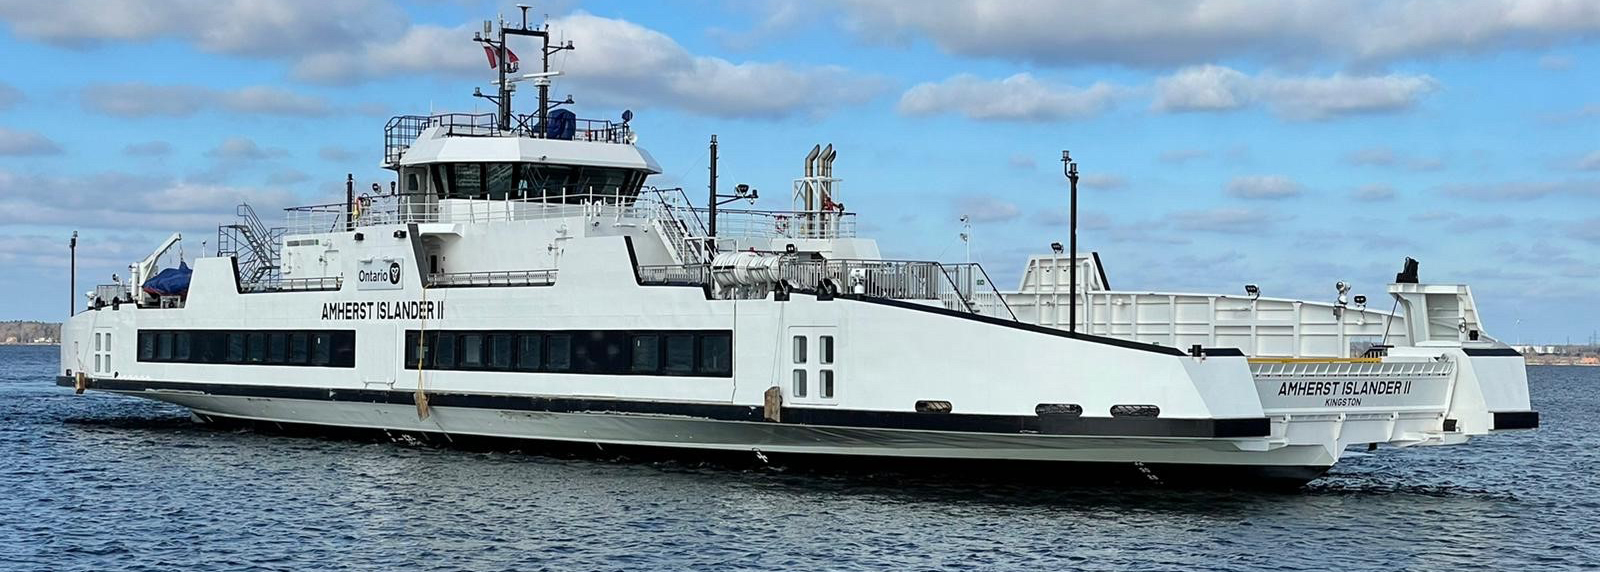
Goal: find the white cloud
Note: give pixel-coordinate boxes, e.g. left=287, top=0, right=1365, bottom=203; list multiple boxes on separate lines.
left=1007, top=154, right=1038, bottom=169
left=1441, top=180, right=1600, bottom=200
left=1169, top=208, right=1277, bottom=233
left=0, top=82, right=22, bottom=110
left=1344, top=146, right=1445, bottom=171
left=205, top=137, right=288, bottom=161
left=1226, top=175, right=1303, bottom=199
left=319, top=146, right=360, bottom=162
left=0, top=169, right=297, bottom=231
left=0, top=127, right=62, bottom=155
left=1158, top=149, right=1211, bottom=164
left=82, top=83, right=335, bottom=117
left=837, top=0, right=1600, bottom=68
left=0, top=0, right=404, bottom=58
left=955, top=196, right=1021, bottom=222
left=294, top=13, right=884, bottom=119
left=1154, top=65, right=1438, bottom=120
left=898, top=73, right=1123, bottom=121
left=1352, top=183, right=1398, bottom=201
left=1576, top=151, right=1600, bottom=171
left=1081, top=174, right=1128, bottom=190
left=123, top=141, right=173, bottom=157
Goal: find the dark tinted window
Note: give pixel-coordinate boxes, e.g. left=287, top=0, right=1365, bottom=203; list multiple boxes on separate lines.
left=631, top=335, right=659, bottom=373
left=700, top=333, right=732, bottom=376
left=288, top=333, right=309, bottom=365
left=266, top=333, right=288, bottom=364
left=174, top=332, right=191, bottom=361
left=138, top=332, right=155, bottom=361
left=517, top=334, right=542, bottom=371
left=246, top=333, right=266, bottom=363
left=664, top=334, right=694, bottom=375
left=155, top=332, right=174, bottom=361
left=311, top=333, right=332, bottom=366
left=435, top=333, right=456, bottom=368
left=226, top=333, right=246, bottom=363
left=545, top=334, right=571, bottom=371
left=460, top=334, right=484, bottom=368
left=489, top=334, right=514, bottom=370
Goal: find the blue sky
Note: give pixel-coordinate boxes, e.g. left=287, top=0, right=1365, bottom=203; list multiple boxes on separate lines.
left=0, top=0, right=1596, bottom=343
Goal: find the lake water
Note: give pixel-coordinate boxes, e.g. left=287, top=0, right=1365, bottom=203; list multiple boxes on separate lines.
left=2, top=344, right=1595, bottom=571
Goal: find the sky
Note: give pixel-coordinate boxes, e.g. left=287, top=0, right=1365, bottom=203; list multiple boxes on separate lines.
left=0, top=0, right=1596, bottom=343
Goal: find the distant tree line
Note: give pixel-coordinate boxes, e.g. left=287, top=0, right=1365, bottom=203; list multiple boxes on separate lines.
left=0, top=321, right=61, bottom=343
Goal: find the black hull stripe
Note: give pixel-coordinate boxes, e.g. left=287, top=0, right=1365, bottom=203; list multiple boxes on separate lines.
left=1492, top=411, right=1539, bottom=430
left=58, top=376, right=1269, bottom=439
left=1463, top=347, right=1523, bottom=357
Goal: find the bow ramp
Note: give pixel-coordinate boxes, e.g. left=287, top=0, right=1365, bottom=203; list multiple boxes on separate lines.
left=1004, top=254, right=1537, bottom=461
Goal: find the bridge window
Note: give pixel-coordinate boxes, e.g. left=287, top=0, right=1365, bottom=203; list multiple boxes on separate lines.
left=432, top=162, right=647, bottom=203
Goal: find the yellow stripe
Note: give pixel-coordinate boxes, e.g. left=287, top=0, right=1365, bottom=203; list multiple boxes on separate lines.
left=1247, top=357, right=1384, bottom=364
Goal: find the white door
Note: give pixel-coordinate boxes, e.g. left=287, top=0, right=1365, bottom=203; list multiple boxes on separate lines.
left=92, top=328, right=114, bottom=376
left=785, top=326, right=839, bottom=405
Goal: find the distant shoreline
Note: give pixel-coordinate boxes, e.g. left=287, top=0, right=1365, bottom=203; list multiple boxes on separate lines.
left=0, top=343, right=57, bottom=346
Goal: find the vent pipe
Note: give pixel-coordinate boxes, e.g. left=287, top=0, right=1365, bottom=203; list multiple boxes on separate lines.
left=804, top=144, right=821, bottom=178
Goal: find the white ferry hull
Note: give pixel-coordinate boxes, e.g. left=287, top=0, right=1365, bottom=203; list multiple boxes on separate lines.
left=66, top=380, right=1335, bottom=485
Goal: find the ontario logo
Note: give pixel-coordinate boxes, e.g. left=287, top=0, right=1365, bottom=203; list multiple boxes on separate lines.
left=358, top=261, right=403, bottom=286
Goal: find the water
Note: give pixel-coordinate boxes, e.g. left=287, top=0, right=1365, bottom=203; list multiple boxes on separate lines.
left=2, top=344, right=1596, bottom=571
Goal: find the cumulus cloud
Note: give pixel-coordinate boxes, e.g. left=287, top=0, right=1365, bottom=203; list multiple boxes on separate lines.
left=1440, top=180, right=1600, bottom=200
left=1226, top=175, right=1303, bottom=199
left=1352, top=183, right=1398, bottom=201
left=294, top=13, right=884, bottom=119
left=318, top=146, right=360, bottom=162
left=206, top=137, right=288, bottom=161
left=955, top=196, right=1022, bottom=222
left=123, top=141, right=173, bottom=157
left=0, top=127, right=62, bottom=155
left=898, top=73, right=1123, bottom=121
left=82, top=83, right=334, bottom=117
left=1169, top=207, right=1277, bottom=233
left=0, top=0, right=405, bottom=57
left=0, top=169, right=297, bottom=231
left=1154, top=65, right=1438, bottom=120
left=1343, top=146, right=1445, bottom=170
left=1081, top=174, right=1128, bottom=190
left=837, top=0, right=1600, bottom=68
left=1159, top=149, right=1212, bottom=164
left=0, top=82, right=22, bottom=110
left=1575, top=151, right=1600, bottom=171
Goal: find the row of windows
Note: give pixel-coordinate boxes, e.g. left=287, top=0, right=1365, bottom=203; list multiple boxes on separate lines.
left=423, top=162, right=648, bottom=203
left=137, top=330, right=356, bottom=368
left=405, top=330, right=732, bottom=377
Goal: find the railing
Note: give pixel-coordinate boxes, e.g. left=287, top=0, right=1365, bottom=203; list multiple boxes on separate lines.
left=696, top=208, right=857, bottom=240
left=426, top=269, right=556, bottom=288
left=638, top=264, right=711, bottom=285
left=240, top=276, right=343, bottom=294
left=384, top=112, right=633, bottom=166
left=636, top=257, right=1017, bottom=320
left=283, top=189, right=673, bottom=236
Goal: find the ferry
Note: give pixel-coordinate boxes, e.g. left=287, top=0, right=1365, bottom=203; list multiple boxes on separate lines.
left=58, top=11, right=1538, bottom=487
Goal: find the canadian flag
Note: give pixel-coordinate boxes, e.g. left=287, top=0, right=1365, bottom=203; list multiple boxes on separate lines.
left=482, top=44, right=521, bottom=72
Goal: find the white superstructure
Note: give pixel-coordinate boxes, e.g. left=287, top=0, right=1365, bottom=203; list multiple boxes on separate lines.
left=57, top=13, right=1537, bottom=487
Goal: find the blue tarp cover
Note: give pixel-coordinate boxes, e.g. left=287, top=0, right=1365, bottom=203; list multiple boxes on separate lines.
left=545, top=109, right=577, bottom=140
left=142, top=262, right=192, bottom=297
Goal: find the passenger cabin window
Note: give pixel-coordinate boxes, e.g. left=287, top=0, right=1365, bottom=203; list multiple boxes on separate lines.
left=430, top=162, right=647, bottom=204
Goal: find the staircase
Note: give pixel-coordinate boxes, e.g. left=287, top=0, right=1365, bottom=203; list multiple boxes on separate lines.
left=651, top=193, right=713, bottom=265
left=218, top=203, right=284, bottom=285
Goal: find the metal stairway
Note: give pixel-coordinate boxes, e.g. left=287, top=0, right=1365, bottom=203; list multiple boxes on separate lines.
left=217, top=203, right=284, bottom=285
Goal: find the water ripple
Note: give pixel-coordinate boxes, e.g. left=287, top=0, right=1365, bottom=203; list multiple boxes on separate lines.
left=2, top=346, right=1596, bottom=571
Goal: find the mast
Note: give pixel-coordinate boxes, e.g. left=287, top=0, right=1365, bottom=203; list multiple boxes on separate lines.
left=476, top=5, right=574, bottom=133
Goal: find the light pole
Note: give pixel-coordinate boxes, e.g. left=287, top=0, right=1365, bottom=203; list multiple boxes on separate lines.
left=69, top=231, right=78, bottom=316
left=1062, top=151, right=1078, bottom=334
